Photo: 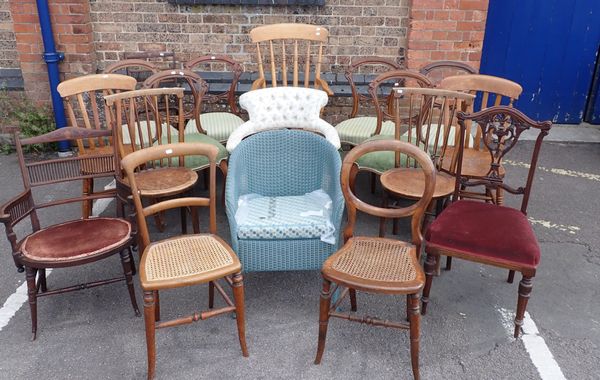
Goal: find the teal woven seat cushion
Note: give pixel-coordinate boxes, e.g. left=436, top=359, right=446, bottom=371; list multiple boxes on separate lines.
left=335, top=117, right=396, bottom=146
left=185, top=112, right=245, bottom=143
left=236, top=193, right=335, bottom=242
left=356, top=134, right=427, bottom=174
left=158, top=133, right=228, bottom=170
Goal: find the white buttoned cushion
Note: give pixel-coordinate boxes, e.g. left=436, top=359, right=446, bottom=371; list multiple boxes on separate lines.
left=226, top=87, right=341, bottom=152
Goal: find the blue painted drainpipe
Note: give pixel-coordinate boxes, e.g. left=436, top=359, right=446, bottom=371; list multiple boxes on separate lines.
left=36, top=0, right=69, bottom=152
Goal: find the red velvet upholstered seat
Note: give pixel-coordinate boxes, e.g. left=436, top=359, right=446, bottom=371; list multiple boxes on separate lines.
left=425, top=200, right=540, bottom=268
left=21, top=218, right=131, bottom=262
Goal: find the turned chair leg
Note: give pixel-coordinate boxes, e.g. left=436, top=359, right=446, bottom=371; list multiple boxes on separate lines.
left=314, top=279, right=332, bottom=364
left=25, top=267, right=38, bottom=341
left=180, top=207, right=187, bottom=234
left=507, top=270, right=515, bottom=283
left=231, top=273, right=249, bottom=357
left=143, top=291, right=157, bottom=380
left=39, top=268, right=48, bottom=292
left=445, top=257, right=452, bottom=271
left=421, top=254, right=437, bottom=315
left=514, top=275, right=532, bottom=338
left=408, top=293, right=421, bottom=380
left=208, top=281, right=215, bottom=309
left=154, top=290, right=160, bottom=322
left=349, top=288, right=357, bottom=312
left=82, top=178, right=93, bottom=219
left=120, top=249, right=140, bottom=316
left=128, top=247, right=137, bottom=276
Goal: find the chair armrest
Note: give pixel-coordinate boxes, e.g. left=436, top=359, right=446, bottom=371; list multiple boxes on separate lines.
left=0, top=190, right=35, bottom=227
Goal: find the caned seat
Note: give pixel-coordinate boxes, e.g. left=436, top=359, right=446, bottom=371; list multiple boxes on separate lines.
left=141, top=235, right=241, bottom=290
left=118, top=167, right=198, bottom=198
left=21, top=218, right=131, bottom=262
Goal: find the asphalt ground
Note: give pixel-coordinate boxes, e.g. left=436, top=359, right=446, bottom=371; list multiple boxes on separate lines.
left=0, top=140, right=598, bottom=379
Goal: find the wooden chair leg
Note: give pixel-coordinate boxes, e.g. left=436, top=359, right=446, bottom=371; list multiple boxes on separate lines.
left=208, top=281, right=215, bottom=309
left=370, top=172, right=377, bottom=194
left=39, top=268, right=47, bottom=292
left=507, top=270, right=515, bottom=283
left=128, top=247, right=137, bottom=276
left=231, top=273, right=249, bottom=357
left=143, top=291, right=157, bottom=380
left=496, top=187, right=504, bottom=206
left=314, top=279, right=332, bottom=364
left=392, top=217, right=399, bottom=235
left=120, top=249, right=140, bottom=316
left=25, top=267, right=38, bottom=341
left=445, top=257, right=452, bottom=271
left=180, top=207, right=187, bottom=234
left=82, top=178, right=92, bottom=219
left=408, top=293, right=421, bottom=380
left=379, top=191, right=389, bottom=238
left=349, top=164, right=359, bottom=195
left=421, top=254, right=437, bottom=315
left=514, top=275, right=533, bottom=338
left=154, top=290, right=160, bottom=322
left=151, top=199, right=166, bottom=233
left=349, top=288, right=357, bottom=312
left=191, top=207, right=200, bottom=234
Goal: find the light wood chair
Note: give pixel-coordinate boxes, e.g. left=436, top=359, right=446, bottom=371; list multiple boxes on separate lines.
left=249, top=23, right=332, bottom=95
left=57, top=73, right=137, bottom=218
left=314, top=139, right=436, bottom=380
left=121, top=142, right=248, bottom=380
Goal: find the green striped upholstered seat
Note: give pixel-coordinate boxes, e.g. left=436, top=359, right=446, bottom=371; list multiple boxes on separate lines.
left=335, top=117, right=396, bottom=146
left=158, top=133, right=228, bottom=171
left=185, top=112, right=245, bottom=143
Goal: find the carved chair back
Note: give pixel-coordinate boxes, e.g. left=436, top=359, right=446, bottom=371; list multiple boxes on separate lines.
left=103, top=59, right=160, bottom=87
left=455, top=106, right=552, bottom=213
left=57, top=74, right=137, bottom=154
left=249, top=23, right=332, bottom=95
left=419, top=60, right=477, bottom=86
left=342, top=139, right=436, bottom=248
left=124, top=51, right=177, bottom=70
left=120, top=142, right=218, bottom=253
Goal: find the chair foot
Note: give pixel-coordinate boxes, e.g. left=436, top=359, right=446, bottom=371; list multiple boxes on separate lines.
left=314, top=279, right=332, bottom=364
left=26, top=267, right=38, bottom=341
left=408, top=293, right=421, bottom=380
left=421, top=254, right=436, bottom=315
left=514, top=275, right=532, bottom=338
left=143, top=291, right=156, bottom=380
left=231, top=273, right=249, bottom=357
left=120, top=249, right=140, bottom=317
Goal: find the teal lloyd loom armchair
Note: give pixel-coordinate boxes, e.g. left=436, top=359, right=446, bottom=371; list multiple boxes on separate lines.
left=225, top=129, right=344, bottom=272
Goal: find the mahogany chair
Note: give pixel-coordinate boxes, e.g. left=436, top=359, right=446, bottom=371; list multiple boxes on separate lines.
left=184, top=55, right=245, bottom=143
left=335, top=56, right=403, bottom=147
left=419, top=60, right=477, bottom=86
left=121, top=142, right=248, bottom=380
left=0, top=127, right=139, bottom=340
left=315, top=139, right=436, bottom=380
left=103, top=59, right=160, bottom=87
left=249, top=23, right=333, bottom=95
left=57, top=73, right=137, bottom=218
left=439, top=74, right=523, bottom=205
left=124, top=51, right=177, bottom=70
left=421, top=106, right=552, bottom=338
left=104, top=87, right=199, bottom=233
left=375, top=87, right=475, bottom=237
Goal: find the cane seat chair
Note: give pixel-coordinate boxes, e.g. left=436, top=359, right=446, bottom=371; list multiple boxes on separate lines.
left=421, top=106, right=552, bottom=338
left=57, top=74, right=137, bottom=218
left=184, top=55, right=245, bottom=143
left=249, top=23, right=333, bottom=95
left=0, top=127, right=139, bottom=340
left=314, top=139, right=436, bottom=380
left=121, top=142, right=248, bottom=379
left=419, top=60, right=477, bottom=86
left=335, top=57, right=404, bottom=147
left=439, top=74, right=523, bottom=205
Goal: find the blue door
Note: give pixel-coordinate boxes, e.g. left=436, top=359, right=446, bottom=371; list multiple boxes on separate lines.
left=480, top=0, right=600, bottom=124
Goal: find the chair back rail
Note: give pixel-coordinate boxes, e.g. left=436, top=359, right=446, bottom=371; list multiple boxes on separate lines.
left=249, top=23, right=331, bottom=94
left=455, top=106, right=552, bottom=213
left=103, top=59, right=160, bottom=86
left=419, top=60, right=477, bottom=86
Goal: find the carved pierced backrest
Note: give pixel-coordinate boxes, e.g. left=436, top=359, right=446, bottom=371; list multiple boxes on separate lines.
left=185, top=55, right=244, bottom=115
left=103, top=59, right=160, bottom=87
left=419, top=60, right=477, bottom=86
left=123, top=51, right=177, bottom=70
left=143, top=69, right=209, bottom=134
left=341, top=140, right=436, bottom=246
left=344, top=56, right=402, bottom=118
left=57, top=74, right=137, bottom=154
left=440, top=74, right=523, bottom=149
left=367, top=70, right=433, bottom=136
left=249, top=23, right=332, bottom=95
left=391, top=87, right=475, bottom=172
left=120, top=143, right=218, bottom=252
left=455, top=106, right=552, bottom=213
left=104, top=88, right=186, bottom=169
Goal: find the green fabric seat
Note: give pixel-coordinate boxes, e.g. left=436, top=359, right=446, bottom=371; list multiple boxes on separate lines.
left=356, top=134, right=426, bottom=174
left=185, top=112, right=245, bottom=143
left=335, top=117, right=396, bottom=146
left=158, top=133, right=228, bottom=171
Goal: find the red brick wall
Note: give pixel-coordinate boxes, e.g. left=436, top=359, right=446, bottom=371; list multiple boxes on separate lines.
left=406, top=0, right=489, bottom=70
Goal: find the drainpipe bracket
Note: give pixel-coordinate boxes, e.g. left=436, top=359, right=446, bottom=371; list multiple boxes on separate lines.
left=43, top=51, right=64, bottom=64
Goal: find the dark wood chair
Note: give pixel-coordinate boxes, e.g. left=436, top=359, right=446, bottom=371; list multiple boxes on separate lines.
left=103, top=59, right=160, bottom=87
left=124, top=51, right=177, bottom=70
left=0, top=127, right=139, bottom=340
left=57, top=73, right=137, bottom=218
left=121, top=142, right=248, bottom=380
left=421, top=106, right=552, bottom=338
left=419, top=60, right=477, bottom=86
left=184, top=55, right=245, bottom=143
left=314, top=139, right=436, bottom=380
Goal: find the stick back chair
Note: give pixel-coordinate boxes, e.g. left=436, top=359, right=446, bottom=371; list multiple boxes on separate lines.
left=422, top=106, right=552, bottom=338
left=57, top=73, right=137, bottom=218
left=315, top=139, right=436, bottom=380
left=419, top=60, right=477, bottom=86
left=335, top=56, right=403, bottom=147
left=121, top=142, right=248, bottom=379
left=249, top=23, right=332, bottom=95
left=184, top=55, right=245, bottom=143
left=0, top=127, right=139, bottom=340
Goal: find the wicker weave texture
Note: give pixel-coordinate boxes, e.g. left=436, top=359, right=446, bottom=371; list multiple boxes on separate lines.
left=238, top=239, right=336, bottom=272
left=332, top=239, right=417, bottom=282
left=144, top=235, right=234, bottom=281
